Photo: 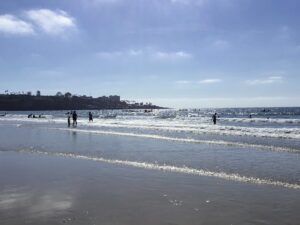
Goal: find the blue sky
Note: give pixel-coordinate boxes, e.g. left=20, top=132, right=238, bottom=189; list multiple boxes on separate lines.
left=0, top=0, right=299, bottom=108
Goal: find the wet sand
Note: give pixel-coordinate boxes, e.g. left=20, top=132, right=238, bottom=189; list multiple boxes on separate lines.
left=0, top=118, right=300, bottom=225
left=1, top=151, right=299, bottom=225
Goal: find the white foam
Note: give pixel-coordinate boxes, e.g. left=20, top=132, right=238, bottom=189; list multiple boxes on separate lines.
left=19, top=149, right=300, bottom=190
left=222, top=117, right=300, bottom=124
left=54, top=128, right=300, bottom=153
left=2, top=114, right=300, bottom=139
left=92, top=122, right=300, bottom=139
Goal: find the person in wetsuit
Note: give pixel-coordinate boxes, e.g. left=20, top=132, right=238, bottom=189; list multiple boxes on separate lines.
left=72, top=111, right=78, bottom=126
left=212, top=113, right=217, bottom=125
left=67, top=112, right=71, bottom=127
left=88, top=112, right=93, bottom=122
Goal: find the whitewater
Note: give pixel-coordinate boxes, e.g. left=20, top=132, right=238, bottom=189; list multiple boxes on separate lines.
left=0, top=107, right=299, bottom=190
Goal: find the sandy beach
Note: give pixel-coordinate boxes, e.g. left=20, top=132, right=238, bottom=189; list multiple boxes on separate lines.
left=1, top=151, right=300, bottom=225
left=0, top=111, right=300, bottom=224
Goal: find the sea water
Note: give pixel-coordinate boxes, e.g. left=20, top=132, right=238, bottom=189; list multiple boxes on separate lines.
left=0, top=107, right=299, bottom=189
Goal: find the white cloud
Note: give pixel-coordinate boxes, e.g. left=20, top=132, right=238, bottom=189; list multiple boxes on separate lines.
left=96, top=51, right=123, bottom=59
left=268, top=76, right=282, bottom=80
left=128, top=49, right=143, bottom=56
left=138, top=96, right=298, bottom=108
left=0, top=14, right=34, bottom=35
left=153, top=51, right=192, bottom=60
left=0, top=9, right=76, bottom=37
left=96, top=49, right=143, bottom=59
left=96, top=49, right=192, bottom=61
left=174, top=78, right=222, bottom=85
left=198, top=79, right=222, bottom=84
left=25, top=9, right=76, bottom=35
left=246, top=76, right=283, bottom=85
left=175, top=80, right=191, bottom=84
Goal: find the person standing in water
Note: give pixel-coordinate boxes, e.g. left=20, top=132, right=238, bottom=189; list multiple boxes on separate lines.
left=88, top=112, right=93, bottom=122
left=212, top=113, right=217, bottom=125
left=72, top=111, right=78, bottom=127
left=67, top=112, right=71, bottom=127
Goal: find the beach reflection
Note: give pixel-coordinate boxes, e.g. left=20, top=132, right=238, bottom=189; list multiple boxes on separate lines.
left=0, top=187, right=73, bottom=217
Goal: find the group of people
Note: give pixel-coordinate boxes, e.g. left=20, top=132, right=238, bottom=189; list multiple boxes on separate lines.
left=67, top=111, right=217, bottom=126
left=67, top=111, right=93, bottom=127
left=28, top=114, right=45, bottom=118
left=67, top=111, right=78, bottom=127
left=212, top=113, right=261, bottom=124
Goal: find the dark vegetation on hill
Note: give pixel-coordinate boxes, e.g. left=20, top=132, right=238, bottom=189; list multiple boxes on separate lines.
left=0, top=92, right=162, bottom=111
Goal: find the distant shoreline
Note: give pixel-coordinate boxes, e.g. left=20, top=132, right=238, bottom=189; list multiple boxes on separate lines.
left=0, top=94, right=164, bottom=111
left=0, top=106, right=166, bottom=111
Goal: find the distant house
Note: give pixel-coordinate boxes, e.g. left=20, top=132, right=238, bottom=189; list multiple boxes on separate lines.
left=98, top=96, right=109, bottom=102
left=109, top=95, right=120, bottom=102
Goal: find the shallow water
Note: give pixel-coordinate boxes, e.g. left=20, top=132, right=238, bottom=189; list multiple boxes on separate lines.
left=0, top=108, right=299, bottom=188
left=0, top=108, right=300, bottom=224
left=1, top=151, right=299, bottom=225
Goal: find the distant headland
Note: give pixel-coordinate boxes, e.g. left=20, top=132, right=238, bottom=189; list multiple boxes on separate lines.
left=0, top=90, right=163, bottom=111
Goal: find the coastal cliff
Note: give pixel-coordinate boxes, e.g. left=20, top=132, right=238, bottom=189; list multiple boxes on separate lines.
left=0, top=94, right=162, bottom=111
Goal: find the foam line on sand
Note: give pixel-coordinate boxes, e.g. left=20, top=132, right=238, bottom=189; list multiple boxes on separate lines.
left=54, top=128, right=300, bottom=153
left=16, top=149, right=300, bottom=190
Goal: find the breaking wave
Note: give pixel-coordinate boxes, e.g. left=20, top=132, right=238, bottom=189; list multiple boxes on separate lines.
left=14, top=149, right=300, bottom=190
left=53, top=128, right=300, bottom=153
left=1, top=112, right=300, bottom=140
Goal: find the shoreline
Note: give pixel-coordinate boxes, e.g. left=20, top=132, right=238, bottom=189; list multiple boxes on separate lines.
left=1, top=150, right=300, bottom=225
left=0, top=110, right=299, bottom=225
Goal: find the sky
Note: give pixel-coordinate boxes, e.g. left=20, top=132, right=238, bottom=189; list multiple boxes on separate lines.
left=0, top=0, right=299, bottom=108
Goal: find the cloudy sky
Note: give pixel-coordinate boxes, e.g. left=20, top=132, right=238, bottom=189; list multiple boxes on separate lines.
left=0, top=0, right=299, bottom=108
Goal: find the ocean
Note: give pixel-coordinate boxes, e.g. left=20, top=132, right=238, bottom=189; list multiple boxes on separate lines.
left=0, top=107, right=299, bottom=224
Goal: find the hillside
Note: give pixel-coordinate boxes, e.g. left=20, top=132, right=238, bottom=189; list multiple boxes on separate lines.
left=0, top=94, right=162, bottom=111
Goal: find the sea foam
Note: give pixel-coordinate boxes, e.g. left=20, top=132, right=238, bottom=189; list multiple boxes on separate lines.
left=54, top=128, right=300, bottom=153
left=17, top=149, right=300, bottom=190
left=2, top=114, right=300, bottom=139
